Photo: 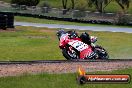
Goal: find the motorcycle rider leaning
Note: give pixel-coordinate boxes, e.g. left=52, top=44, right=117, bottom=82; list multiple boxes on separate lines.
left=57, top=30, right=98, bottom=59
left=71, top=31, right=98, bottom=59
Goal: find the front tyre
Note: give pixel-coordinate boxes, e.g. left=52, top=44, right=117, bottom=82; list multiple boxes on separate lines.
left=94, top=45, right=109, bottom=59
left=62, top=48, right=79, bottom=60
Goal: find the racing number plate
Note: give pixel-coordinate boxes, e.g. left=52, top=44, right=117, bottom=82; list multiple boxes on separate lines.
left=68, top=40, right=89, bottom=52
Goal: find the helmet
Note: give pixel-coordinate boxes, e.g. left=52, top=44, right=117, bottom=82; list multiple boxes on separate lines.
left=67, top=30, right=78, bottom=39
left=56, top=30, right=66, bottom=40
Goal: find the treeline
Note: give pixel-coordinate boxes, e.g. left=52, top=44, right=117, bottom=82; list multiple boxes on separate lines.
left=11, top=0, right=131, bottom=13
left=60, top=0, right=131, bottom=13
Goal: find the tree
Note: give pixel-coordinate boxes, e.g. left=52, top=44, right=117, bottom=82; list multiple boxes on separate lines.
left=62, top=0, right=68, bottom=9
left=62, top=0, right=75, bottom=9
left=75, top=0, right=87, bottom=11
left=87, top=0, right=113, bottom=13
left=71, top=0, right=75, bottom=9
left=61, top=0, right=76, bottom=14
left=115, top=0, right=130, bottom=13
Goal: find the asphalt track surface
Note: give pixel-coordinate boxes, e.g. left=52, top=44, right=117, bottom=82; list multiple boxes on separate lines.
left=15, top=22, right=132, bottom=33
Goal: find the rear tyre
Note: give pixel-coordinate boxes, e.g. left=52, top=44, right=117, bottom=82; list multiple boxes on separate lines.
left=94, top=45, right=109, bottom=59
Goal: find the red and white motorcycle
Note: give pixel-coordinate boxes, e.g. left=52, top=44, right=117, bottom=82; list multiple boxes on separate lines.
left=57, top=30, right=109, bottom=60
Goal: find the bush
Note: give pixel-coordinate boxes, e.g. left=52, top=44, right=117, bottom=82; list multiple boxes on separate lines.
left=73, top=10, right=86, bottom=18
left=39, top=1, right=51, bottom=13
left=11, top=0, right=40, bottom=6
left=118, top=15, right=131, bottom=25
left=114, top=12, right=131, bottom=25
left=39, top=1, right=51, bottom=8
left=75, top=0, right=87, bottom=11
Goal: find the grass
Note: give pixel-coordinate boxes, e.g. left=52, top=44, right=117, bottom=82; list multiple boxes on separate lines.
left=0, top=26, right=131, bottom=61
left=38, top=0, right=62, bottom=8
left=0, top=68, right=132, bottom=88
left=0, top=27, right=63, bottom=61
left=91, top=31, right=132, bottom=59
left=15, top=16, right=106, bottom=26
left=0, top=0, right=11, bottom=3
left=15, top=16, right=132, bottom=28
left=105, top=1, right=121, bottom=13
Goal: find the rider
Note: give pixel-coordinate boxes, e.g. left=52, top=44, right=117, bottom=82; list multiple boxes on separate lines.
left=67, top=30, right=91, bottom=45
left=67, top=30, right=98, bottom=59
left=57, top=29, right=98, bottom=59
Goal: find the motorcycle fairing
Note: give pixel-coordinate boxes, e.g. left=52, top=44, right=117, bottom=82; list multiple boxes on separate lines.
left=68, top=40, right=93, bottom=59
left=68, top=40, right=88, bottom=52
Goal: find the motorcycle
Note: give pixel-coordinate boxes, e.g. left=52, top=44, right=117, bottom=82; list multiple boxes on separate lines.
left=56, top=30, right=109, bottom=60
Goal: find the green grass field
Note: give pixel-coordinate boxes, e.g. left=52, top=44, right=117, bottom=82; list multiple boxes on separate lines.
left=0, top=27, right=62, bottom=61
left=0, top=26, right=131, bottom=61
left=0, top=68, right=132, bottom=88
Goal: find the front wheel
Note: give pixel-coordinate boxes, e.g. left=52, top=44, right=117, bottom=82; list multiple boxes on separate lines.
left=62, top=48, right=79, bottom=60
left=94, top=45, right=109, bottom=59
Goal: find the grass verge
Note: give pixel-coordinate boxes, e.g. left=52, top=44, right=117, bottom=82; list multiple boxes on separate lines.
left=0, top=26, right=131, bottom=60
left=0, top=68, right=132, bottom=88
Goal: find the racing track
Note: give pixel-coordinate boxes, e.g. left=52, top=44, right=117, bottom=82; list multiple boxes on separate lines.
left=15, top=22, right=132, bottom=33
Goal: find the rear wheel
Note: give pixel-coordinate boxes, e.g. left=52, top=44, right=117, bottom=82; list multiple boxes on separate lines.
left=94, top=45, right=109, bottom=59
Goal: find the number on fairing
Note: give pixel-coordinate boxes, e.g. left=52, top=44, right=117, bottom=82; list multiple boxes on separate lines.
left=68, top=40, right=88, bottom=51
